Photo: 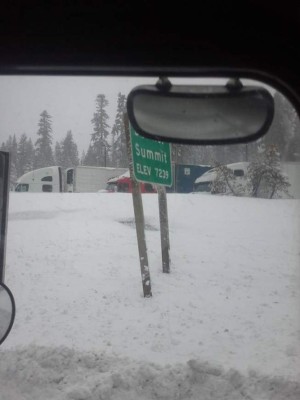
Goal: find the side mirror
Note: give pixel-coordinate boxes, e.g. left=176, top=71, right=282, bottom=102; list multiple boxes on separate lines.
left=0, top=282, right=15, bottom=345
left=127, top=78, right=274, bottom=144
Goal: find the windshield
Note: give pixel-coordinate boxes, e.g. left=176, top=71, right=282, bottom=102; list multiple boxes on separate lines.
left=0, top=76, right=299, bottom=400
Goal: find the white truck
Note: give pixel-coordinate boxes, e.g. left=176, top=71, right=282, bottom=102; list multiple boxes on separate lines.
left=15, top=166, right=127, bottom=193
left=193, top=162, right=249, bottom=194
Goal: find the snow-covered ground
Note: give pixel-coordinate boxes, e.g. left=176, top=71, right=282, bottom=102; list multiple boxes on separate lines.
left=1, top=192, right=300, bottom=400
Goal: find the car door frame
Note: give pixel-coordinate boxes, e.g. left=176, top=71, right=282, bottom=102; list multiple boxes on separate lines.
left=0, top=151, right=10, bottom=283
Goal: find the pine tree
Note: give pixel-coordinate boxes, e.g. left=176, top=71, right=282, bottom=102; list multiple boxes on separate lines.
left=11, top=135, right=18, bottom=183
left=17, top=134, right=35, bottom=177
left=60, top=130, right=79, bottom=168
left=80, top=150, right=86, bottom=165
left=111, top=93, right=128, bottom=167
left=35, top=110, right=54, bottom=168
left=54, top=141, right=64, bottom=166
left=2, top=135, right=18, bottom=186
left=88, top=94, right=110, bottom=166
left=83, top=145, right=96, bottom=166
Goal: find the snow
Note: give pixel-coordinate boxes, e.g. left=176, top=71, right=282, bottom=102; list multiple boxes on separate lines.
left=1, top=192, right=300, bottom=399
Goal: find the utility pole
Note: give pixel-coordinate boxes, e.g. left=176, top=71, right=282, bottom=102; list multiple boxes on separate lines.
left=157, top=185, right=171, bottom=273
left=123, top=113, right=152, bottom=297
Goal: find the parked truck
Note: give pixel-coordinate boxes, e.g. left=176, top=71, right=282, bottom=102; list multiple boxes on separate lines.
left=193, top=162, right=249, bottom=194
left=65, top=166, right=127, bottom=192
left=15, top=166, right=127, bottom=193
left=166, top=164, right=212, bottom=193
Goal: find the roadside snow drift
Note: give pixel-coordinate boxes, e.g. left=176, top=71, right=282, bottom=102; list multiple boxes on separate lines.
left=1, top=192, right=300, bottom=399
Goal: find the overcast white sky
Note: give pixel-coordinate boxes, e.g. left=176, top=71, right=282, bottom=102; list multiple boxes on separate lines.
left=0, top=76, right=158, bottom=155
left=0, top=76, right=273, bottom=155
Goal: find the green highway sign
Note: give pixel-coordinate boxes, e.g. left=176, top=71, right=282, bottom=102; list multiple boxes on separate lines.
left=130, top=126, right=172, bottom=186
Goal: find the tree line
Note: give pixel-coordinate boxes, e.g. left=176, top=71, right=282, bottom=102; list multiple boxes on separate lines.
left=1, top=90, right=299, bottom=187
left=1, top=92, right=128, bottom=186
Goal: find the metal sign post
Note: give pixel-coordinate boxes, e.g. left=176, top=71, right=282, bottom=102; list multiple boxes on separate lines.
left=130, top=126, right=172, bottom=274
left=124, top=114, right=152, bottom=298
left=157, top=185, right=170, bottom=273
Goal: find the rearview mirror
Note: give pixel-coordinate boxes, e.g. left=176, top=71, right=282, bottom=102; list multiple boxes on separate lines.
left=127, top=79, right=274, bottom=144
left=0, top=282, right=15, bottom=345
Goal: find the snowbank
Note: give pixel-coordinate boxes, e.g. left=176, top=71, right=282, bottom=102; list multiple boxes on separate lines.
left=1, top=346, right=300, bottom=400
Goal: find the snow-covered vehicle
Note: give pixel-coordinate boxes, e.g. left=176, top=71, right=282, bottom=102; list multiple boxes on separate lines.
left=193, top=162, right=249, bottom=194
left=15, top=166, right=63, bottom=193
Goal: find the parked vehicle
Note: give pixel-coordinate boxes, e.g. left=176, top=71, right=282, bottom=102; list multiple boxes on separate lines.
left=106, top=171, right=157, bottom=193
left=15, top=166, right=127, bottom=193
left=167, top=164, right=212, bottom=193
left=15, top=166, right=63, bottom=193
left=193, top=162, right=249, bottom=194
left=65, top=166, right=127, bottom=192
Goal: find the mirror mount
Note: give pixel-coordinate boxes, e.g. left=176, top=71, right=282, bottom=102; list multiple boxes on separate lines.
left=156, top=76, right=172, bottom=92
left=226, top=78, right=243, bottom=92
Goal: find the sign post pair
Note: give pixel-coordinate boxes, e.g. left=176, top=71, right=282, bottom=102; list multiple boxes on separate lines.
left=125, top=118, right=172, bottom=298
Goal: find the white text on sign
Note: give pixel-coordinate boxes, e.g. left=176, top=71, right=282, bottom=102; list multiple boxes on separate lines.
left=135, top=144, right=168, bottom=164
left=137, top=164, right=152, bottom=176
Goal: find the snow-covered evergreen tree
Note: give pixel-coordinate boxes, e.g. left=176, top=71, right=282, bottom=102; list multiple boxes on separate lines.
left=60, top=130, right=79, bottom=168
left=111, top=93, right=128, bottom=167
left=80, top=150, right=86, bottom=165
left=86, top=94, right=110, bottom=166
left=17, top=134, right=35, bottom=178
left=54, top=141, right=64, bottom=166
left=83, top=145, right=97, bottom=166
left=35, top=110, right=54, bottom=168
left=1, top=135, right=18, bottom=186
left=10, top=135, right=18, bottom=185
left=2, top=135, right=18, bottom=186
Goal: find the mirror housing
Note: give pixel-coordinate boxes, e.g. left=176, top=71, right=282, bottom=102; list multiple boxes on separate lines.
left=0, top=282, right=15, bottom=345
left=127, top=79, right=274, bottom=145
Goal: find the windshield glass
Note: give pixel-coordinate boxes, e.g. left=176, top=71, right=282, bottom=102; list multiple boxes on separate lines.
left=0, top=76, right=299, bottom=400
